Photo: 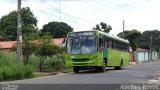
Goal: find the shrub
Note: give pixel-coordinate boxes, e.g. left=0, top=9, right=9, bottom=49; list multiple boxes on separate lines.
left=0, top=69, right=3, bottom=81
left=28, top=54, right=39, bottom=68
left=0, top=51, right=34, bottom=81
left=1, top=66, right=13, bottom=80
left=0, top=51, right=17, bottom=66
left=12, top=64, right=25, bottom=79
left=23, top=65, right=33, bottom=78
left=53, top=59, right=64, bottom=70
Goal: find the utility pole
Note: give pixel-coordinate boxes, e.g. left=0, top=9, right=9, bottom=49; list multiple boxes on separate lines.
left=149, top=34, right=153, bottom=61
left=122, top=20, right=125, bottom=39
left=17, top=0, right=22, bottom=61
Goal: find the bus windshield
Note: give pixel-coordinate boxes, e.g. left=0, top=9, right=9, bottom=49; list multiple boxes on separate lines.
left=67, top=36, right=96, bottom=54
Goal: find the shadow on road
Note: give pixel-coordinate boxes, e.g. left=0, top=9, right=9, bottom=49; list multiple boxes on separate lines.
left=73, top=67, right=128, bottom=74
left=75, top=68, right=114, bottom=74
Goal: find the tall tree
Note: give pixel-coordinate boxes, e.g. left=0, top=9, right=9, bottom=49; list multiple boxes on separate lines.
left=35, top=33, right=62, bottom=71
left=0, top=7, right=38, bottom=41
left=117, top=29, right=141, bottom=51
left=40, top=21, right=73, bottom=38
left=136, top=30, right=160, bottom=52
left=11, top=33, right=39, bottom=65
left=22, top=33, right=39, bottom=65
left=93, top=22, right=112, bottom=33
left=117, top=30, right=130, bottom=39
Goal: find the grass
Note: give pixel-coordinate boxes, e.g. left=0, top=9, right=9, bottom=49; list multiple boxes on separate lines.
left=0, top=50, right=69, bottom=81
left=0, top=51, right=33, bottom=81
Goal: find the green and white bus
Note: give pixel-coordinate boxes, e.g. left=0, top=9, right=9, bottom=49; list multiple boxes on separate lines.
left=65, top=30, right=129, bottom=73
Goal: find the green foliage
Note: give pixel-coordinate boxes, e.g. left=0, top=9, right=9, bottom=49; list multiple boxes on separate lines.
left=35, top=34, right=54, bottom=58
left=10, top=33, right=39, bottom=65
left=117, top=30, right=130, bottom=39
left=53, top=59, right=64, bottom=70
left=28, top=54, right=65, bottom=71
left=117, top=29, right=141, bottom=51
left=0, top=51, right=17, bottom=66
left=0, top=70, right=3, bottom=81
left=1, top=66, right=13, bottom=80
left=0, top=64, right=33, bottom=80
left=28, top=54, right=39, bottom=68
left=40, top=21, right=73, bottom=38
left=53, top=54, right=65, bottom=70
left=0, top=7, right=38, bottom=41
left=35, top=33, right=63, bottom=71
left=93, top=22, right=112, bottom=33
left=136, top=30, right=160, bottom=52
left=0, top=51, right=33, bottom=81
left=23, top=65, right=34, bottom=78
left=22, top=33, right=39, bottom=65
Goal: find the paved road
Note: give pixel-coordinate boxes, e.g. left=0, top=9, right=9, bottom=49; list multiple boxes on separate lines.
left=3, top=60, right=160, bottom=84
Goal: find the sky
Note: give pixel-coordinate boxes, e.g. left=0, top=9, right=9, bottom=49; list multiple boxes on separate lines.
left=0, top=0, right=160, bottom=35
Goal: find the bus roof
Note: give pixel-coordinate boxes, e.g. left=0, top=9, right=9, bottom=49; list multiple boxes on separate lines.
left=68, top=30, right=129, bottom=43
left=96, top=30, right=129, bottom=43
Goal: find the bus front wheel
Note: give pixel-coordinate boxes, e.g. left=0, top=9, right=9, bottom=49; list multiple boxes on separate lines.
left=73, top=66, right=80, bottom=73
left=114, top=66, right=121, bottom=70
left=95, top=66, right=106, bottom=72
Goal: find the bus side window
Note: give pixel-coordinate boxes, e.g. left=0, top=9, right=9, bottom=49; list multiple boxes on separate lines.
left=115, top=40, right=117, bottom=50
left=108, top=38, right=111, bottom=48
left=99, top=38, right=103, bottom=47
left=104, top=36, right=107, bottom=48
left=111, top=39, right=113, bottom=49
left=112, top=39, right=114, bottom=49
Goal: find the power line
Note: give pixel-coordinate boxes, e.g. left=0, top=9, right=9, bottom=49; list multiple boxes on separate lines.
left=38, top=9, right=90, bottom=28
left=22, top=1, right=90, bottom=28
left=23, top=0, right=95, bottom=24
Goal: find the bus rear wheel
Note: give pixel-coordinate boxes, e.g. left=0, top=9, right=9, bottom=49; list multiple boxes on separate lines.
left=114, top=66, right=121, bottom=70
left=114, top=60, right=123, bottom=70
left=73, top=66, right=80, bottom=73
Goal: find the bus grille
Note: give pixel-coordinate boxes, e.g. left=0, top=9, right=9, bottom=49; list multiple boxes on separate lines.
left=72, top=58, right=89, bottom=62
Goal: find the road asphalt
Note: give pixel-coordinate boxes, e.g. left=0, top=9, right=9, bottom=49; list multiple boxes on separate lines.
left=1, top=60, right=160, bottom=90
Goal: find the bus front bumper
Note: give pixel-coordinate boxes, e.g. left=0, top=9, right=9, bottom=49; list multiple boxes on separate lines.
left=66, top=60, right=96, bottom=67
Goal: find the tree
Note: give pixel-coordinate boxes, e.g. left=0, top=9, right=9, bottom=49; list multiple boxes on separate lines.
left=11, top=33, right=39, bottom=65
left=22, top=33, right=39, bottom=65
left=117, top=29, right=141, bottom=51
left=117, top=30, right=130, bottom=39
left=93, top=22, right=112, bottom=33
left=0, top=7, right=38, bottom=41
left=40, top=21, right=73, bottom=38
left=136, top=30, right=160, bottom=52
left=35, top=33, right=62, bottom=71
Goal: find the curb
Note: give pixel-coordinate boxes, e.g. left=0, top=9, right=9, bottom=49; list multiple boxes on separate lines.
left=129, top=62, right=136, bottom=65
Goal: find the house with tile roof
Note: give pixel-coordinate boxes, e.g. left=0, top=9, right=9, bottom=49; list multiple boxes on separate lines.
left=0, top=38, right=64, bottom=49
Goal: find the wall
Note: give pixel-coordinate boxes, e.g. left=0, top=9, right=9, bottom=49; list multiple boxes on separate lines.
left=135, top=51, right=149, bottom=62
left=152, top=51, right=158, bottom=60
left=130, top=51, right=159, bottom=62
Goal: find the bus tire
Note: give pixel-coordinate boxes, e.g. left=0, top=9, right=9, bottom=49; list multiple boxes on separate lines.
left=104, top=57, right=107, bottom=67
left=114, top=66, right=121, bottom=70
left=73, top=66, right=80, bottom=73
left=95, top=66, right=105, bottom=72
left=114, top=60, right=123, bottom=70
